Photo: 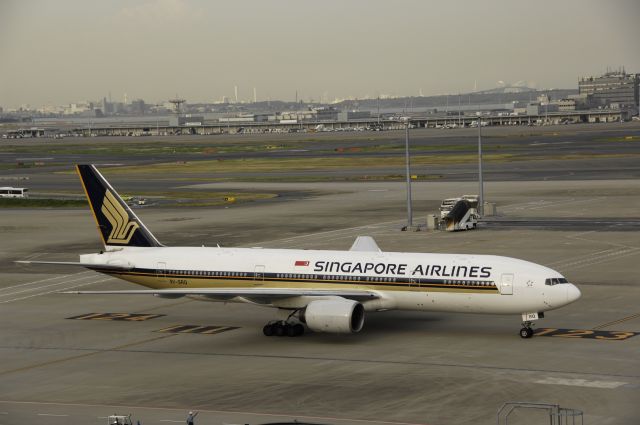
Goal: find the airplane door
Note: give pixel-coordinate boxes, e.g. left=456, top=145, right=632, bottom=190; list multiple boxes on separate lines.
left=500, top=273, right=514, bottom=295
left=156, top=262, right=167, bottom=284
left=254, top=265, right=265, bottom=286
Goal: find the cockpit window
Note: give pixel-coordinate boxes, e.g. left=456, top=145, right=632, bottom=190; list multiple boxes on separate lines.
left=545, top=277, right=568, bottom=285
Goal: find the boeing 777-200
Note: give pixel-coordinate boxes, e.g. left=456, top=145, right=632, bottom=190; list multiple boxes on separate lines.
left=18, top=165, right=581, bottom=338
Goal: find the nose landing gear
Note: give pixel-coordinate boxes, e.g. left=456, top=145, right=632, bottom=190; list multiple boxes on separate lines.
left=519, top=321, right=534, bottom=339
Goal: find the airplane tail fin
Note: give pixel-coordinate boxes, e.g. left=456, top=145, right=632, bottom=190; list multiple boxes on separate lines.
left=76, top=164, right=162, bottom=248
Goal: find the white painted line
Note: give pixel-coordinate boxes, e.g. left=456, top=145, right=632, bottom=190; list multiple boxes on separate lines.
left=535, top=377, right=627, bottom=389
left=159, top=420, right=183, bottom=423
left=251, top=218, right=404, bottom=245
left=546, top=247, right=616, bottom=267
left=0, top=400, right=430, bottom=425
left=0, top=273, right=103, bottom=298
left=37, top=413, right=69, bottom=417
left=559, top=249, right=640, bottom=271
left=0, top=271, right=92, bottom=292
left=0, top=277, right=114, bottom=304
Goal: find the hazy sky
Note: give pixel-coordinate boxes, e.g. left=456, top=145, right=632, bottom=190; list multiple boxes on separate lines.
left=1, top=0, right=639, bottom=108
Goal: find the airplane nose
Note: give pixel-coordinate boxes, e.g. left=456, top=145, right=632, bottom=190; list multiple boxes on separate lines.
left=566, top=284, right=581, bottom=303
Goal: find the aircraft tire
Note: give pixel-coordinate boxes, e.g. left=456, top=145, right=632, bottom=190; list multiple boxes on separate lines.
left=263, top=324, right=274, bottom=337
left=286, top=323, right=304, bottom=337
left=274, top=323, right=286, bottom=337
left=519, top=327, right=533, bottom=339
left=286, top=324, right=297, bottom=337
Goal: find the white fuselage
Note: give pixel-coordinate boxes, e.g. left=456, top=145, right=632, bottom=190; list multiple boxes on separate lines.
left=81, top=246, right=581, bottom=315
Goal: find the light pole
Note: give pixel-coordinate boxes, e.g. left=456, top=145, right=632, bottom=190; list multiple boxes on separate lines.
left=477, top=114, right=484, bottom=216
left=458, top=93, right=461, bottom=127
left=404, top=117, right=413, bottom=228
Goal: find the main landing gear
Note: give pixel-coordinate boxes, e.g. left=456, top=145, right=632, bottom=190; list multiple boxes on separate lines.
left=263, top=321, right=305, bottom=337
left=519, top=321, right=534, bottom=339
left=263, top=309, right=305, bottom=337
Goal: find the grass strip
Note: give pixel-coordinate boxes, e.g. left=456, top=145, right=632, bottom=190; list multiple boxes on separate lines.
left=0, top=198, right=88, bottom=208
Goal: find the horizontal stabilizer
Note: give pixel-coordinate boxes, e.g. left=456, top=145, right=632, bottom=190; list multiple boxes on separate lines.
left=349, top=236, right=382, bottom=252
left=62, top=288, right=378, bottom=301
left=15, top=260, right=133, bottom=270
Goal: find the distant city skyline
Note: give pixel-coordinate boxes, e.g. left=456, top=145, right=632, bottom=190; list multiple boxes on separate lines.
left=1, top=0, right=639, bottom=108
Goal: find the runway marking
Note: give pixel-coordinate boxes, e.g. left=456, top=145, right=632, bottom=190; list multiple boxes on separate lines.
left=0, top=271, right=92, bottom=292
left=545, top=227, right=640, bottom=271
left=593, top=312, right=640, bottom=330
left=159, top=420, right=183, bottom=423
left=135, top=298, right=194, bottom=313
left=3, top=342, right=638, bottom=381
left=251, top=218, right=405, bottom=246
left=0, top=273, right=106, bottom=298
left=37, top=413, right=69, bottom=417
left=567, top=230, right=639, bottom=250
left=535, top=377, right=627, bottom=389
left=534, top=328, right=638, bottom=340
left=67, top=312, right=165, bottom=321
left=0, top=334, right=175, bottom=377
left=156, top=325, right=239, bottom=335
left=545, top=247, right=621, bottom=267
left=0, top=400, right=433, bottom=425
left=550, top=248, right=640, bottom=271
left=262, top=222, right=423, bottom=249
left=499, top=198, right=598, bottom=213
left=0, top=277, right=114, bottom=304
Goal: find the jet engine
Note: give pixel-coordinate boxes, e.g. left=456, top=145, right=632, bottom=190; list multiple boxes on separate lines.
left=302, top=299, right=365, bottom=333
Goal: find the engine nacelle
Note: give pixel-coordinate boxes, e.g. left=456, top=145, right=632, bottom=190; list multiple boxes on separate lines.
left=302, top=299, right=365, bottom=333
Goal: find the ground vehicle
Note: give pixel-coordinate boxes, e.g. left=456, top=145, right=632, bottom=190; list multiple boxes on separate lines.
left=440, top=195, right=479, bottom=231
left=107, top=414, right=132, bottom=425
left=0, top=187, right=28, bottom=198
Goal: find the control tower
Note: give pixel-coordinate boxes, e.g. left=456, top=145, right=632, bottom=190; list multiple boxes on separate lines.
left=169, top=98, right=186, bottom=114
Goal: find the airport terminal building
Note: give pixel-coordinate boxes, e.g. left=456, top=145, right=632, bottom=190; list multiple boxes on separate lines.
left=579, top=70, right=639, bottom=109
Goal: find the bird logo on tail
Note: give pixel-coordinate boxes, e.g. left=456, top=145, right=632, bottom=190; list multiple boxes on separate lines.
left=101, top=190, right=139, bottom=244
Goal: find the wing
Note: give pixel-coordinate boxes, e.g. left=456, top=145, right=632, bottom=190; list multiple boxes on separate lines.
left=15, top=260, right=132, bottom=270
left=62, top=288, right=378, bottom=303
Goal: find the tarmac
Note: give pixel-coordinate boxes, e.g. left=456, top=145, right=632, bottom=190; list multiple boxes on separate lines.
left=0, top=124, right=639, bottom=425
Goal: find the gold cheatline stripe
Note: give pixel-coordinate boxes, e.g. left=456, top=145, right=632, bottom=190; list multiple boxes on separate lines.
left=593, top=312, right=640, bottom=330
left=98, top=269, right=497, bottom=290
left=99, top=270, right=498, bottom=294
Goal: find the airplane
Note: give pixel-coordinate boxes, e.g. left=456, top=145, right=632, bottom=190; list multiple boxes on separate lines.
left=17, top=165, right=581, bottom=339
